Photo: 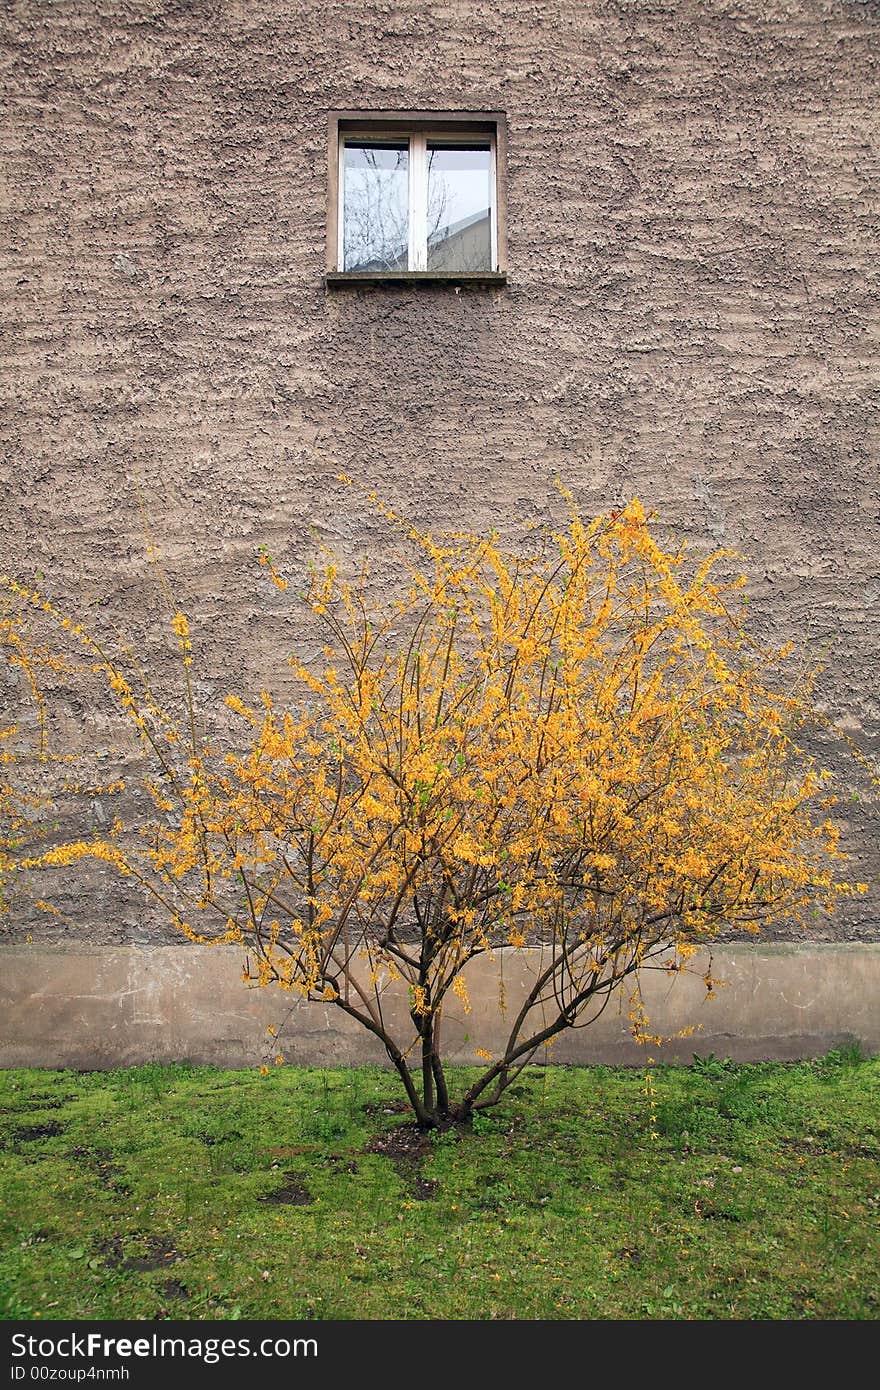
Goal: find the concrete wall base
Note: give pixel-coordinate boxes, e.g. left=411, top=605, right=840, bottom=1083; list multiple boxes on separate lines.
left=1, top=943, right=877, bottom=1069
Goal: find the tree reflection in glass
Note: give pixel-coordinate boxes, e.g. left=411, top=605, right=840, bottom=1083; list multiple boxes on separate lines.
left=343, top=142, right=409, bottom=272
left=426, top=144, right=492, bottom=271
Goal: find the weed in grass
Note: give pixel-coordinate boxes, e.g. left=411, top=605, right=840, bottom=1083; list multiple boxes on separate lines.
left=690, top=1053, right=737, bottom=1077
left=814, top=1040, right=868, bottom=1072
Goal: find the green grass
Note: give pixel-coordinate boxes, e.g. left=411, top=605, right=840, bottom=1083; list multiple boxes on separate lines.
left=1, top=1052, right=877, bottom=1320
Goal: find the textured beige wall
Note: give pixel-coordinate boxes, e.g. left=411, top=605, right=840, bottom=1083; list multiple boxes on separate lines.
left=1, top=0, right=878, bottom=949
left=0, top=944, right=876, bottom=1068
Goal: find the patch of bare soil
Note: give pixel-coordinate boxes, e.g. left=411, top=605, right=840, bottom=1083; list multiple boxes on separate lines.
left=367, top=1121, right=433, bottom=1165
left=71, top=1145, right=131, bottom=1195
left=14, top=1122, right=65, bottom=1142
left=362, top=1099, right=410, bottom=1117
left=366, top=1121, right=447, bottom=1201
left=413, top=1177, right=439, bottom=1200
left=100, top=1236, right=182, bottom=1272
left=259, top=1174, right=313, bottom=1206
left=159, top=1279, right=190, bottom=1300
left=324, top=1153, right=359, bottom=1173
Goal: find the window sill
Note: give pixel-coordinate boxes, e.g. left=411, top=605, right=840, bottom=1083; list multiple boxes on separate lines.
left=325, top=270, right=507, bottom=288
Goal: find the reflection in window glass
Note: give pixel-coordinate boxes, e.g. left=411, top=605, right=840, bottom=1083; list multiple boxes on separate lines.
left=426, top=145, right=492, bottom=271
left=343, top=142, right=409, bottom=271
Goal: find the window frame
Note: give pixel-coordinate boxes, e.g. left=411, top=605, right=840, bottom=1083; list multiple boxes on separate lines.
left=326, top=110, right=508, bottom=286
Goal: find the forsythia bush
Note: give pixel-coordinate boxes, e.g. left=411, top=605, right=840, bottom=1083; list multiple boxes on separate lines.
left=1, top=495, right=863, bottom=1126
left=0, top=595, right=58, bottom=919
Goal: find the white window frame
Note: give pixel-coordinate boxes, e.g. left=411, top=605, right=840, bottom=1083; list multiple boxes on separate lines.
left=327, top=111, right=507, bottom=281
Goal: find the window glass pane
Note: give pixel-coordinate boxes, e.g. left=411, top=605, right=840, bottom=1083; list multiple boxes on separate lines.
left=426, top=144, right=492, bottom=271
left=343, top=141, right=409, bottom=272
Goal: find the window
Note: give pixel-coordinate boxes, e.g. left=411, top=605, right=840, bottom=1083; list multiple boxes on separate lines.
left=326, top=112, right=507, bottom=284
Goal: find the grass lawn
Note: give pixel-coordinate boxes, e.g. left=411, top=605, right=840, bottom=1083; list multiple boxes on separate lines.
left=0, top=1052, right=877, bottom=1320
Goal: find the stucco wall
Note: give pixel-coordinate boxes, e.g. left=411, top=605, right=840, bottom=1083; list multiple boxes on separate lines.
left=1, top=0, right=878, bottom=949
